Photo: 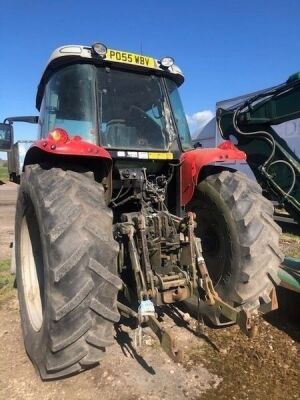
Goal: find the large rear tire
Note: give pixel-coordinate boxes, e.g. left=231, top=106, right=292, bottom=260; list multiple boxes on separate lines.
left=185, top=169, right=283, bottom=324
left=15, top=165, right=121, bottom=380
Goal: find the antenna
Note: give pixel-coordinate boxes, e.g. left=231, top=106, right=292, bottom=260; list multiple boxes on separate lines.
left=140, top=41, right=143, bottom=55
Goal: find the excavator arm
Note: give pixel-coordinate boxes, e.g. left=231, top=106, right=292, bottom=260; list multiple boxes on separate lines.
left=217, top=72, right=300, bottom=223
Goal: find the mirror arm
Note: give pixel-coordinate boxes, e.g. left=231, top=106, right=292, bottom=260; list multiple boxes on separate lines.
left=3, top=116, right=38, bottom=124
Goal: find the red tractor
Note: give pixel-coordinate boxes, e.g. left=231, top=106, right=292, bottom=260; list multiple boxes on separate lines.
left=0, top=43, right=281, bottom=379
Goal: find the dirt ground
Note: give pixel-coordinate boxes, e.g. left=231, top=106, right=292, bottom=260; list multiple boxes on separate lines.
left=0, top=182, right=299, bottom=400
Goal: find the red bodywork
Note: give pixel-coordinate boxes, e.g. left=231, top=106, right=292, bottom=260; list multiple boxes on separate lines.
left=180, top=141, right=246, bottom=206
left=25, top=136, right=245, bottom=208
left=24, top=135, right=112, bottom=167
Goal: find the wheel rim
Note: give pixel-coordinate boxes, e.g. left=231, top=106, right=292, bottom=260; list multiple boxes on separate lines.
left=193, top=196, right=230, bottom=288
left=20, top=217, right=43, bottom=332
left=202, top=227, right=220, bottom=254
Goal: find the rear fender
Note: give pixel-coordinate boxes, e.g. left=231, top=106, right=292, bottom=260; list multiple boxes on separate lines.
left=181, top=141, right=246, bottom=206
left=24, top=136, right=112, bottom=179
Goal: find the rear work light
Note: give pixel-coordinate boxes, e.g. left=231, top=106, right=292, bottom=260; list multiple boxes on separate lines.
left=91, top=42, right=107, bottom=58
left=48, top=128, right=69, bottom=144
left=159, top=56, right=174, bottom=68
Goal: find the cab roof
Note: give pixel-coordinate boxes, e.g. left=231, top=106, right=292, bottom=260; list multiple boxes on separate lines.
left=36, top=44, right=185, bottom=110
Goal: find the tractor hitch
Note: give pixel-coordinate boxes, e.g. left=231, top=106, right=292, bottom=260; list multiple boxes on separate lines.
left=117, top=301, right=184, bottom=362
left=147, top=314, right=183, bottom=363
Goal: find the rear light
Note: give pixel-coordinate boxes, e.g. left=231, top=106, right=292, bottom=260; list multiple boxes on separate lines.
left=48, top=128, right=69, bottom=144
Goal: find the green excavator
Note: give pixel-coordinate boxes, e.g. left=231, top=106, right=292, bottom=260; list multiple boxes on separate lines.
left=217, top=72, right=300, bottom=294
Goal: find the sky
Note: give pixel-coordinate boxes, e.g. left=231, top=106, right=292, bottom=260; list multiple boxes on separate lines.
left=1, top=0, right=300, bottom=158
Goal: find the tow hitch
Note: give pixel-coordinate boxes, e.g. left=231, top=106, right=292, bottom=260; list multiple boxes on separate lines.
left=117, top=301, right=183, bottom=362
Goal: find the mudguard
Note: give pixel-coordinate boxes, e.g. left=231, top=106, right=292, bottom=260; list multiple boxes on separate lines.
left=23, top=135, right=112, bottom=169
left=181, top=141, right=246, bottom=206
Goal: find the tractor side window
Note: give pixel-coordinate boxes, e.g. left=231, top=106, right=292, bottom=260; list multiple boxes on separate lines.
left=165, top=79, right=193, bottom=150
left=41, top=64, right=97, bottom=143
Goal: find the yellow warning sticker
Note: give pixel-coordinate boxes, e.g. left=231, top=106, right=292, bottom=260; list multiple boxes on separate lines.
left=148, top=152, right=174, bottom=160
left=106, top=49, right=157, bottom=69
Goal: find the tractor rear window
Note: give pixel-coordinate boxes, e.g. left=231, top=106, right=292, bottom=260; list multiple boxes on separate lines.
left=97, top=68, right=175, bottom=150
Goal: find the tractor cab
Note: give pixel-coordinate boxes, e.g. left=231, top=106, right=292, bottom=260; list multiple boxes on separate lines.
left=36, top=44, right=193, bottom=155
left=35, top=43, right=193, bottom=214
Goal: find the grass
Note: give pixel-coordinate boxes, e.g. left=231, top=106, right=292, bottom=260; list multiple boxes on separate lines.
left=0, top=259, right=15, bottom=301
left=285, top=247, right=300, bottom=259
left=282, top=231, right=300, bottom=240
left=280, top=231, right=300, bottom=259
left=0, top=166, right=9, bottom=182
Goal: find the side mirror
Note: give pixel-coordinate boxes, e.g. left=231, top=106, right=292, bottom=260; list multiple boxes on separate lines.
left=0, top=123, right=13, bottom=151
left=193, top=141, right=202, bottom=149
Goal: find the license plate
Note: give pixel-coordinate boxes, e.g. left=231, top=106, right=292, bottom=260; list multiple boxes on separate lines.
left=106, top=49, right=157, bottom=69
left=148, top=152, right=173, bottom=160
